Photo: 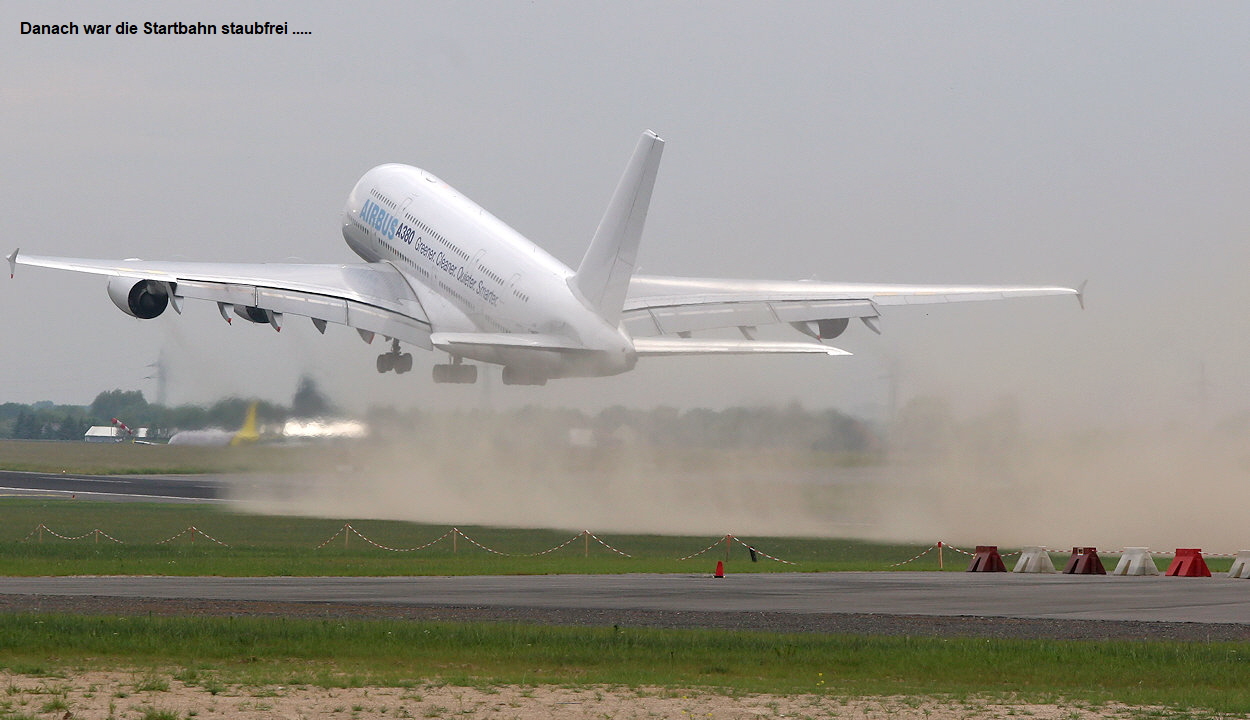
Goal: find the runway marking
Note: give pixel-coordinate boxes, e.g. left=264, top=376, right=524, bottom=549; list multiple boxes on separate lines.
left=0, top=486, right=225, bottom=503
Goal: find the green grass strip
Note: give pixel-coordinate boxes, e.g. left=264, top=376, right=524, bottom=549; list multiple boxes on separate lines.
left=0, top=499, right=986, bottom=575
left=1, top=614, right=1249, bottom=712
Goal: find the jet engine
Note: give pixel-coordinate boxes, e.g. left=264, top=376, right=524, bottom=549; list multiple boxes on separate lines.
left=792, top=317, right=850, bottom=340
left=815, top=318, right=849, bottom=339
left=107, top=277, right=169, bottom=319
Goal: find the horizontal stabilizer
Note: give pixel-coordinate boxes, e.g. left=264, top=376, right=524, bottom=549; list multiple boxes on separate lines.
left=632, top=337, right=849, bottom=357
left=431, top=332, right=591, bottom=354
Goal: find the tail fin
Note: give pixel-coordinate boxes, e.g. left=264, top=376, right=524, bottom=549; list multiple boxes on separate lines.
left=230, top=402, right=260, bottom=446
left=574, top=130, right=664, bottom=325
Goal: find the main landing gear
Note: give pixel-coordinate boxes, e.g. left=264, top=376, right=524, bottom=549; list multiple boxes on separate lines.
left=433, top=356, right=477, bottom=384
left=377, top=339, right=413, bottom=374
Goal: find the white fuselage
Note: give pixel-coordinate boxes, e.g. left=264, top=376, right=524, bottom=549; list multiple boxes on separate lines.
left=340, top=164, right=635, bottom=377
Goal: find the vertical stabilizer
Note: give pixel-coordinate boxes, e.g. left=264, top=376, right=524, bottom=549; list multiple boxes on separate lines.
left=574, top=130, right=664, bottom=324
left=230, top=402, right=260, bottom=446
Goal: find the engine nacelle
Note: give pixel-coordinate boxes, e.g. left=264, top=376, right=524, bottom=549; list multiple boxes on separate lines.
left=815, top=318, right=849, bottom=339
left=107, top=277, right=169, bottom=319
left=792, top=317, right=850, bottom=340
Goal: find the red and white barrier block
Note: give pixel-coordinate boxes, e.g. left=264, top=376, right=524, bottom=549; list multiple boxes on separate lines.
left=1012, top=546, right=1057, bottom=573
left=1112, top=547, right=1160, bottom=576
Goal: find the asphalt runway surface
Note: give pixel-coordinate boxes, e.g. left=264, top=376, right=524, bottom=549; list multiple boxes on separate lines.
left=0, top=469, right=225, bottom=502
left=3, top=470, right=1250, bottom=639
left=3, top=572, right=1250, bottom=641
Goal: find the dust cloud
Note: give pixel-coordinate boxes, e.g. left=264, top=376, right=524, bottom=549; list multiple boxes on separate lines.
left=859, top=406, right=1250, bottom=552
left=228, top=407, right=877, bottom=539
left=228, top=402, right=1250, bottom=554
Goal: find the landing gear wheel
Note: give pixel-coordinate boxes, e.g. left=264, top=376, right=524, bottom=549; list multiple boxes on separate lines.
left=377, top=339, right=409, bottom=374
left=376, top=353, right=395, bottom=373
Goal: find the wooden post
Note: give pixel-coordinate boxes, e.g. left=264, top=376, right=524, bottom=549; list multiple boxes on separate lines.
left=584, top=531, right=589, bottom=558
left=452, top=529, right=458, bottom=554
left=938, top=541, right=944, bottom=570
left=38, top=524, right=43, bottom=544
left=190, top=527, right=195, bottom=545
left=725, top=534, right=732, bottom=562
left=94, top=529, right=99, bottom=544
left=344, top=524, right=350, bottom=549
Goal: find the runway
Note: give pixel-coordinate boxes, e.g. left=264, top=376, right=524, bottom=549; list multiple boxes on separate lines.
left=1, top=572, right=1248, bottom=634
left=0, top=469, right=225, bottom=502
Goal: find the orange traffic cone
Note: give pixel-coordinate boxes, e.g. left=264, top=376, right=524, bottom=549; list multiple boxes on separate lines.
left=714, top=560, right=725, bottom=578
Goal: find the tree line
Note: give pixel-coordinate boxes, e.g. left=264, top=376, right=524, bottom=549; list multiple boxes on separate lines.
left=0, top=377, right=332, bottom=441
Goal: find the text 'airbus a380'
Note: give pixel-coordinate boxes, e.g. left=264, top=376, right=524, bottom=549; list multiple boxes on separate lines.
left=8, top=131, right=1082, bottom=386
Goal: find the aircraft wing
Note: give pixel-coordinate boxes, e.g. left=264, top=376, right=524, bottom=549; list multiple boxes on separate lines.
left=623, top=274, right=1082, bottom=339
left=8, top=251, right=433, bottom=348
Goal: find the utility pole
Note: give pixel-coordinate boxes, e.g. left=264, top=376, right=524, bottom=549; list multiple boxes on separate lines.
left=146, top=350, right=168, bottom=406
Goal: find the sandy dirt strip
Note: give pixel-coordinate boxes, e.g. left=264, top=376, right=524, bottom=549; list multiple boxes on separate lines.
left=0, top=671, right=1162, bottom=720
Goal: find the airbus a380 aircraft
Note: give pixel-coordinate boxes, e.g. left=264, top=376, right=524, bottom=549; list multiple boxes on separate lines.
left=8, top=131, right=1081, bottom=386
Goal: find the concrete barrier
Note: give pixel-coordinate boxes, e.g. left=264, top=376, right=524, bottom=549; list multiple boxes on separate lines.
left=1063, top=547, right=1106, bottom=575
left=1112, top=547, right=1159, bottom=576
left=966, top=545, right=1007, bottom=572
left=1228, top=551, right=1250, bottom=579
left=1165, top=548, right=1212, bottom=577
left=1012, top=546, right=1056, bottom=573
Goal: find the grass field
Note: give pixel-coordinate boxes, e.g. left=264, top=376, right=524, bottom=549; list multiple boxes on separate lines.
left=0, top=439, right=331, bottom=475
left=0, top=498, right=1225, bottom=575
left=2, top=614, right=1249, bottom=713
left=0, top=497, right=969, bottom=575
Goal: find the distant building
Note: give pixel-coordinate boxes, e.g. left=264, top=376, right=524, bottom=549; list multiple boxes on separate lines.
left=83, top=426, right=148, bottom=443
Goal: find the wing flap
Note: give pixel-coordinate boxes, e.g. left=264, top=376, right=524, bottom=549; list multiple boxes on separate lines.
left=632, top=337, right=849, bottom=357
left=430, top=331, right=591, bottom=354
left=624, top=298, right=881, bottom=337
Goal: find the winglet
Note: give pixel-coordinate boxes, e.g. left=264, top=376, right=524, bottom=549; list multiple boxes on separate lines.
left=574, top=131, right=665, bottom=325
left=6, top=248, right=17, bottom=279
left=1076, top=280, right=1087, bottom=310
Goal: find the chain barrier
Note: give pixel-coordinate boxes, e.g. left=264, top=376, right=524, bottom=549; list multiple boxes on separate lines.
left=21, top=524, right=124, bottom=544
left=315, top=524, right=456, bottom=552
left=514, top=532, right=583, bottom=557
left=16, top=519, right=1244, bottom=565
left=732, top=536, right=797, bottom=565
left=452, top=528, right=510, bottom=556
left=942, top=544, right=1023, bottom=558
left=676, top=537, right=727, bottom=561
left=886, top=544, right=936, bottom=568
left=314, top=524, right=349, bottom=550
left=94, top=529, right=125, bottom=544
left=586, top=532, right=633, bottom=558
left=155, top=526, right=230, bottom=547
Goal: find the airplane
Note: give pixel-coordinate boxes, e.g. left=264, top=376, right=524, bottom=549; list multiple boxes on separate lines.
left=167, top=402, right=260, bottom=447
left=7, top=131, right=1082, bottom=386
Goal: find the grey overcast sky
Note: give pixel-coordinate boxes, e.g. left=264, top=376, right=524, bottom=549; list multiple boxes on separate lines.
left=3, top=1, right=1248, bottom=428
